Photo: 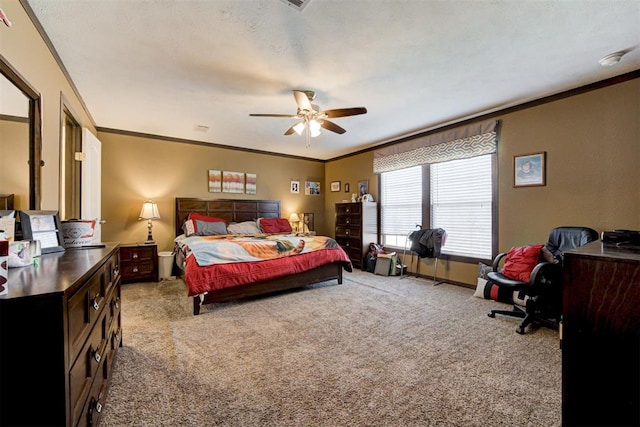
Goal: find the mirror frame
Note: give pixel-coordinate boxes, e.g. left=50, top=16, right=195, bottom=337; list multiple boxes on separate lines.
left=0, top=53, right=42, bottom=210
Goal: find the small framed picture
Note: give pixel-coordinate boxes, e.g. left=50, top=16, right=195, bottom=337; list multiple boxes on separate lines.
left=330, top=181, right=341, bottom=192
left=344, top=183, right=350, bottom=193
left=357, top=179, right=369, bottom=197
left=19, top=210, right=65, bottom=253
left=245, top=173, right=257, bottom=195
left=305, top=181, right=321, bottom=196
left=290, top=180, right=300, bottom=194
left=514, top=152, right=546, bottom=187
left=222, top=171, right=245, bottom=193
left=208, top=170, right=222, bottom=193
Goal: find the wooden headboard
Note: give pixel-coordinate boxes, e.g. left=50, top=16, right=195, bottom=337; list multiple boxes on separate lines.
left=175, top=198, right=280, bottom=236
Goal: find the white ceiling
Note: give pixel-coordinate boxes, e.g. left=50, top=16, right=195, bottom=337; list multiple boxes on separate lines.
left=24, top=0, right=640, bottom=160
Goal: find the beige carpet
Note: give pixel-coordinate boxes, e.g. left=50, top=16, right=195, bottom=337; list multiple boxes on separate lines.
left=99, top=271, right=561, bottom=426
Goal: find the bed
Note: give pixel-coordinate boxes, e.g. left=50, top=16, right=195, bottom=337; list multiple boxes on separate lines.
left=174, top=197, right=352, bottom=314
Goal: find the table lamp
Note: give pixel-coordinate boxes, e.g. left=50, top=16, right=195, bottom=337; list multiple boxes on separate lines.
left=139, top=201, right=160, bottom=244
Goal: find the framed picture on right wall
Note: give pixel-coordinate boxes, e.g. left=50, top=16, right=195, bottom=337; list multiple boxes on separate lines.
left=513, top=152, right=546, bottom=187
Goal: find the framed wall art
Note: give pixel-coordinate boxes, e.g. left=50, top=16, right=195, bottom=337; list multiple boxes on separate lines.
left=208, top=170, right=222, bottom=193
left=344, top=183, right=350, bottom=193
left=19, top=210, right=65, bottom=253
left=290, top=180, right=300, bottom=194
left=245, top=173, right=257, bottom=194
left=357, top=179, right=369, bottom=197
left=514, top=152, right=546, bottom=187
left=222, top=171, right=245, bottom=193
left=330, top=181, right=341, bottom=192
left=305, top=181, right=320, bottom=196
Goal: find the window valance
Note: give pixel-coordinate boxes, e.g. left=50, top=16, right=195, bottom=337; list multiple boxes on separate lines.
left=373, top=119, right=499, bottom=173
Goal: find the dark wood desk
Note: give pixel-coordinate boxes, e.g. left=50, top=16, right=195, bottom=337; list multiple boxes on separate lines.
left=562, top=241, right=640, bottom=426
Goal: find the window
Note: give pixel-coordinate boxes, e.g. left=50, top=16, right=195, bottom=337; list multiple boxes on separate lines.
left=430, top=155, right=493, bottom=260
left=380, top=166, right=422, bottom=248
left=380, top=154, right=495, bottom=262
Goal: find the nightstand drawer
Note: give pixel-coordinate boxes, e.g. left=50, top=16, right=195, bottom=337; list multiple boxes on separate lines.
left=120, top=246, right=155, bottom=262
left=122, top=261, right=154, bottom=277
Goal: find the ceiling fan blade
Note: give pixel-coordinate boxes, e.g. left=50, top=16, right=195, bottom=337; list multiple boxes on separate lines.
left=320, top=120, right=346, bottom=134
left=284, top=125, right=297, bottom=135
left=249, top=113, right=298, bottom=118
left=322, top=107, right=367, bottom=118
left=293, top=90, right=313, bottom=112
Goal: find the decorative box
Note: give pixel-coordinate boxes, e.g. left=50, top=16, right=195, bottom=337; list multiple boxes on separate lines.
left=61, top=220, right=96, bottom=247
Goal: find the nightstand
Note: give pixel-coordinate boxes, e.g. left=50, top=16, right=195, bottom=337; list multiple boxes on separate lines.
left=120, top=243, right=158, bottom=283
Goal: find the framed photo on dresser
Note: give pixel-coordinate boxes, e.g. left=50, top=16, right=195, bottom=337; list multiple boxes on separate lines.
left=19, top=210, right=65, bottom=253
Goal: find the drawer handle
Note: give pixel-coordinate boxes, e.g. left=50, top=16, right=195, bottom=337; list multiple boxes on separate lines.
left=132, top=253, right=139, bottom=259
left=133, top=267, right=139, bottom=273
left=95, top=401, right=103, bottom=413
left=92, top=295, right=100, bottom=311
left=93, top=349, right=101, bottom=363
left=113, top=297, right=120, bottom=310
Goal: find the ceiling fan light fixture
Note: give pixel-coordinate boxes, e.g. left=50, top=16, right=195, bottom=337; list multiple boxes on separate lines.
left=293, top=121, right=305, bottom=135
left=599, top=51, right=625, bottom=67
left=309, top=119, right=321, bottom=137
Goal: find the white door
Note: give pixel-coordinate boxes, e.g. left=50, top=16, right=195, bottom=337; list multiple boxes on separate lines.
left=82, top=128, right=102, bottom=243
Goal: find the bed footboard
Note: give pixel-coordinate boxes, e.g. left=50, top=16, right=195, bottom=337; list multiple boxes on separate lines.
left=193, top=262, right=344, bottom=315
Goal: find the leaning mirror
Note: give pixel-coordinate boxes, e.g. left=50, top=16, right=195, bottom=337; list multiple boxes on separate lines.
left=0, top=53, right=42, bottom=211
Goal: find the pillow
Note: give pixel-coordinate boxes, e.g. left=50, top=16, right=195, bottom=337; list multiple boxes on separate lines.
left=193, top=220, right=227, bottom=236
left=259, top=217, right=292, bottom=234
left=501, top=244, right=544, bottom=282
left=188, top=212, right=226, bottom=223
left=474, top=262, right=514, bottom=303
left=473, top=262, right=493, bottom=298
left=227, top=221, right=262, bottom=235
left=183, top=213, right=227, bottom=236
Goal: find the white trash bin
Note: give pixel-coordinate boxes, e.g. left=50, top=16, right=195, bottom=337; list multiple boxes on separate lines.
left=158, top=251, right=175, bottom=280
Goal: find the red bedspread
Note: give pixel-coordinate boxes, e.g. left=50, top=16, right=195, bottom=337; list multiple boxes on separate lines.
left=184, top=247, right=352, bottom=296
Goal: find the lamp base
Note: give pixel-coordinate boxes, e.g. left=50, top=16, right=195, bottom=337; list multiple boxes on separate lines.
left=145, top=221, right=155, bottom=244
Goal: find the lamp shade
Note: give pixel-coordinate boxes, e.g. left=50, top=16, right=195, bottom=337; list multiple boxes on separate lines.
left=289, top=213, right=301, bottom=223
left=139, top=201, right=160, bottom=220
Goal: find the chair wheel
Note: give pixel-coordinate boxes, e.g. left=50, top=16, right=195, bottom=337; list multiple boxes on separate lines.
left=488, top=312, right=495, bottom=318
left=516, top=326, right=525, bottom=334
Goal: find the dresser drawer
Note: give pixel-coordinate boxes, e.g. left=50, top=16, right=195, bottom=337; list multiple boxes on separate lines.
left=68, top=265, right=107, bottom=364
left=336, top=203, right=361, bottom=215
left=336, top=214, right=360, bottom=227
left=69, top=309, right=108, bottom=427
left=336, top=225, right=361, bottom=238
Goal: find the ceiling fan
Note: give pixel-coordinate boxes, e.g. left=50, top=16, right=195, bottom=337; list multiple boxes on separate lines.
left=249, top=90, right=367, bottom=147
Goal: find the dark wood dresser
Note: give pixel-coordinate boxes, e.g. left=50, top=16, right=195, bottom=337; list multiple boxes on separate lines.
left=562, top=241, right=640, bottom=426
left=335, top=202, right=378, bottom=269
left=120, top=243, right=158, bottom=283
left=0, top=244, right=122, bottom=427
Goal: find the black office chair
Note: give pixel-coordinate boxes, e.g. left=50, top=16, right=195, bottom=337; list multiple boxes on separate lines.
left=487, top=226, right=598, bottom=334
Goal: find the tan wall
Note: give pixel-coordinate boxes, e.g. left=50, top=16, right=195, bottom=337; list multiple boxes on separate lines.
left=325, top=79, right=640, bottom=286
left=99, top=132, right=326, bottom=251
left=0, top=119, right=29, bottom=209
left=0, top=1, right=97, bottom=209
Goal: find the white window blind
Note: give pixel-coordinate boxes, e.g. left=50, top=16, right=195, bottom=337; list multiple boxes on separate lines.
left=380, top=166, right=422, bottom=244
left=430, top=155, right=492, bottom=259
